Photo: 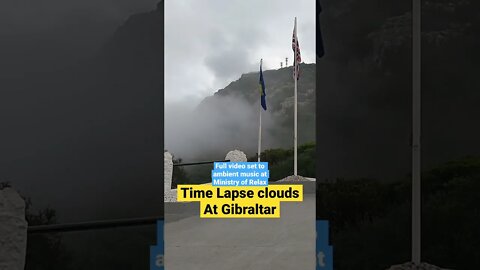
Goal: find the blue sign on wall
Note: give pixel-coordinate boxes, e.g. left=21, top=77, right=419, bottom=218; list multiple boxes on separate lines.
left=150, top=219, right=164, bottom=270
left=316, top=220, right=333, bottom=270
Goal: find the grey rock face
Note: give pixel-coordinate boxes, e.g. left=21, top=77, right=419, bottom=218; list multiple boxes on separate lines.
left=225, top=150, right=247, bottom=162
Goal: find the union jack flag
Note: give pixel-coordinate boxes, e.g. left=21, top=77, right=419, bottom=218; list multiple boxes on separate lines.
left=292, top=17, right=301, bottom=80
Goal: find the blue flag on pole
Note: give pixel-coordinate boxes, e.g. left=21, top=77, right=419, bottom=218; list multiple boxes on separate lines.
left=259, top=60, right=267, bottom=110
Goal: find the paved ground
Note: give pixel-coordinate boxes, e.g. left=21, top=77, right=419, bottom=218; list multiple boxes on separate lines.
left=165, top=189, right=315, bottom=270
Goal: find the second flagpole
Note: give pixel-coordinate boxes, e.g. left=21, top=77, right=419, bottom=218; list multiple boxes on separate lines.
left=294, top=67, right=298, bottom=175
left=258, top=59, right=263, bottom=162
left=258, top=103, right=262, bottom=162
left=293, top=17, right=298, bottom=176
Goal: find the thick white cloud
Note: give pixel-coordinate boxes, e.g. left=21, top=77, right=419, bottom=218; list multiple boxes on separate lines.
left=165, top=0, right=316, bottom=106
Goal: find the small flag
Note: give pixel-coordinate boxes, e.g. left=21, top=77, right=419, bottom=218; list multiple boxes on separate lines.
left=317, top=0, right=325, bottom=58
left=259, top=60, right=267, bottom=110
left=292, top=17, right=302, bottom=80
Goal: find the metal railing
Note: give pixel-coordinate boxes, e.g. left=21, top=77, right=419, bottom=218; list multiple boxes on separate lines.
left=173, top=159, right=229, bottom=167
left=28, top=216, right=162, bottom=234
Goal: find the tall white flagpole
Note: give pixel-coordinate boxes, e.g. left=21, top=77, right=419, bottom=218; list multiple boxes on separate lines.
left=258, top=105, right=262, bottom=162
left=294, top=70, right=298, bottom=175
left=258, top=59, right=263, bottom=162
left=294, top=17, right=298, bottom=176
left=412, top=0, right=421, bottom=265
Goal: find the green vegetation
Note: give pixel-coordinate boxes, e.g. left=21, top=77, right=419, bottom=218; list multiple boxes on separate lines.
left=248, top=142, right=316, bottom=181
left=319, top=157, right=480, bottom=269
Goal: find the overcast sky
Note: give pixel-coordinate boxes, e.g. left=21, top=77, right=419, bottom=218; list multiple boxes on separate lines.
left=165, top=0, right=316, bottom=107
left=0, top=0, right=157, bottom=77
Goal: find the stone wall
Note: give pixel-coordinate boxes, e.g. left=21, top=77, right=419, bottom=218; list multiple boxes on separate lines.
left=164, top=151, right=177, bottom=202
left=0, top=188, right=27, bottom=270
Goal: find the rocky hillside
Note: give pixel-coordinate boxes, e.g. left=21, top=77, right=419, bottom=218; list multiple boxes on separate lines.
left=194, top=63, right=316, bottom=155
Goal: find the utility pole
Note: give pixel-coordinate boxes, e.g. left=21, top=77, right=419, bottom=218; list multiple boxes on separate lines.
left=412, top=0, right=421, bottom=266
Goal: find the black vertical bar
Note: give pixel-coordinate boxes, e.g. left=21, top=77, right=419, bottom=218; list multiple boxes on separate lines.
left=412, top=0, right=422, bottom=265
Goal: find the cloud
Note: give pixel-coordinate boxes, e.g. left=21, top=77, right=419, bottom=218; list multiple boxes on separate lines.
left=165, top=0, right=316, bottom=106
left=205, top=47, right=255, bottom=81
left=165, top=95, right=280, bottom=161
left=0, top=0, right=158, bottom=77
left=164, top=0, right=316, bottom=159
